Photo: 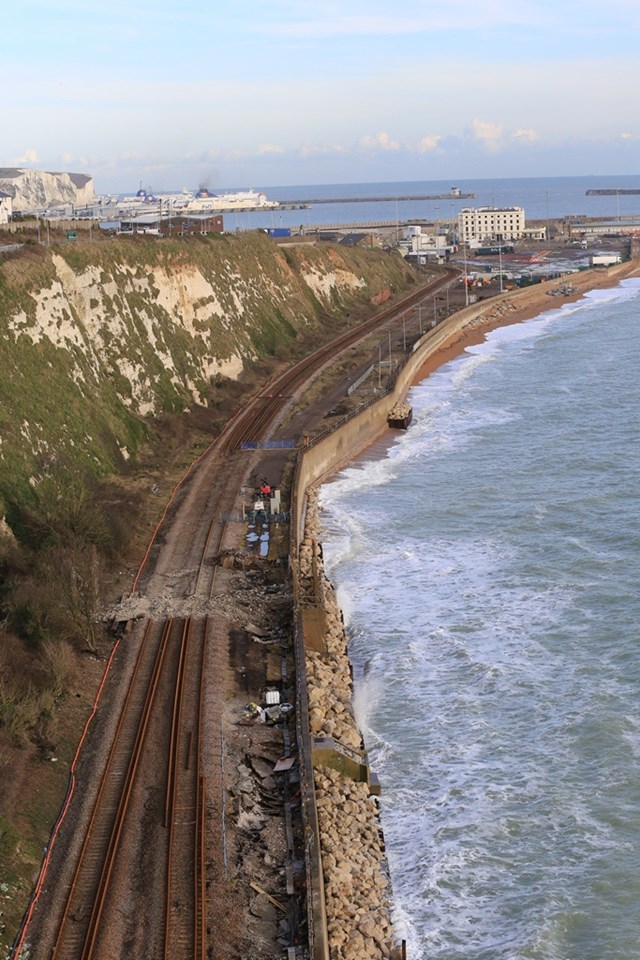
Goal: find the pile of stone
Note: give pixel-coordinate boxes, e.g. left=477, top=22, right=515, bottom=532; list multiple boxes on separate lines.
left=306, top=631, right=361, bottom=752
left=299, top=488, right=398, bottom=959
left=299, top=489, right=360, bottom=748
left=388, top=400, right=411, bottom=420
left=314, top=767, right=394, bottom=959
left=297, top=487, right=322, bottom=604
left=465, top=298, right=517, bottom=329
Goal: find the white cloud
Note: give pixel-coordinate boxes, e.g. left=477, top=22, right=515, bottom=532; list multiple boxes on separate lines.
left=298, top=141, right=347, bottom=158
left=417, top=135, right=442, bottom=153
left=469, top=119, right=504, bottom=153
left=255, top=1, right=561, bottom=38
left=11, top=148, right=39, bottom=165
left=359, top=132, right=401, bottom=152
left=620, top=131, right=640, bottom=141
left=257, top=143, right=285, bottom=155
left=512, top=128, right=539, bottom=144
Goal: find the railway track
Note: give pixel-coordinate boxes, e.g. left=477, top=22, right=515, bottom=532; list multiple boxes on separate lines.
left=40, top=455, right=230, bottom=960
left=220, top=268, right=458, bottom=453
left=47, top=618, right=207, bottom=960
left=51, top=619, right=175, bottom=959
left=164, top=618, right=207, bottom=960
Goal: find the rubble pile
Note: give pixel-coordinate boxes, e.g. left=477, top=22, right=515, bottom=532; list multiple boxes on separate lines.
left=306, top=645, right=361, bottom=750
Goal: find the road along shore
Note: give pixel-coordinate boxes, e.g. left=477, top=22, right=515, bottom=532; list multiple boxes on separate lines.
left=289, top=258, right=640, bottom=960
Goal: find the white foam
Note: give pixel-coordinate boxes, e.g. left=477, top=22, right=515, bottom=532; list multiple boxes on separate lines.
left=317, top=280, right=640, bottom=958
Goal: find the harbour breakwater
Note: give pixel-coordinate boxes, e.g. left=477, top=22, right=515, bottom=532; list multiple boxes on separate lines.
left=279, top=192, right=475, bottom=205
left=290, top=258, right=640, bottom=959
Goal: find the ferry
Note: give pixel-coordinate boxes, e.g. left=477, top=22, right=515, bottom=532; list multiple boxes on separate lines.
left=178, top=187, right=279, bottom=211
left=96, top=186, right=280, bottom=215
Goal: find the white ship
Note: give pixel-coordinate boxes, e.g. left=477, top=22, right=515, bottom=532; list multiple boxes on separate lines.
left=94, top=186, right=280, bottom=219
left=167, top=187, right=279, bottom=212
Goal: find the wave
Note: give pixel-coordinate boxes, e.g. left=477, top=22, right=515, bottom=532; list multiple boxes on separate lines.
left=318, top=277, right=640, bottom=958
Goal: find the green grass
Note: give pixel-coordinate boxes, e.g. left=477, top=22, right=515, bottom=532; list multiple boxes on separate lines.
left=0, top=231, right=419, bottom=525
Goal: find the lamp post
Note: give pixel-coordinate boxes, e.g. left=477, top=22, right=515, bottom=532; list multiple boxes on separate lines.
left=463, top=243, right=469, bottom=306
left=545, top=190, right=550, bottom=241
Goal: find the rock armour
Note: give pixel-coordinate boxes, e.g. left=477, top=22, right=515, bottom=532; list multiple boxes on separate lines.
left=299, top=488, right=398, bottom=959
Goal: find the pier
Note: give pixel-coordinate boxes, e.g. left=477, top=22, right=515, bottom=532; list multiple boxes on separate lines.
left=279, top=192, right=476, bottom=205
left=586, top=188, right=640, bottom=196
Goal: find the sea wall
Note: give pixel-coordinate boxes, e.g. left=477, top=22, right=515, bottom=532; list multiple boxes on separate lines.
left=293, top=258, right=639, bottom=544
left=290, top=259, right=639, bottom=958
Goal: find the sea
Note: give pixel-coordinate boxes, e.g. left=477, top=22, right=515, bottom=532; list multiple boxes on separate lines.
left=225, top=174, right=640, bottom=232
left=317, top=275, right=640, bottom=960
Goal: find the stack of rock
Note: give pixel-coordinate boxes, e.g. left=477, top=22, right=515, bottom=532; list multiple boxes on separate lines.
left=297, top=487, right=322, bottom=604
left=306, top=645, right=361, bottom=750
left=299, top=488, right=398, bottom=959
left=388, top=399, right=411, bottom=421
left=314, top=767, right=394, bottom=959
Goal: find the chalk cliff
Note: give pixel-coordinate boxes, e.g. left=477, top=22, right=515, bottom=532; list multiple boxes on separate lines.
left=0, top=168, right=94, bottom=211
left=0, top=232, right=415, bottom=511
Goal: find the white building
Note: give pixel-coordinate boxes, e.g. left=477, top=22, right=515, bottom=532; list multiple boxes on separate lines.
left=401, top=224, right=454, bottom=261
left=458, top=206, right=525, bottom=243
left=0, top=191, right=12, bottom=224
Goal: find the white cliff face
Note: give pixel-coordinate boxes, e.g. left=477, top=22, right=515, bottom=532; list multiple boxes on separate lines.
left=6, top=254, right=247, bottom=414
left=3, top=242, right=380, bottom=418
left=0, top=235, right=412, bottom=487
left=302, top=264, right=366, bottom=301
left=0, top=168, right=94, bottom=211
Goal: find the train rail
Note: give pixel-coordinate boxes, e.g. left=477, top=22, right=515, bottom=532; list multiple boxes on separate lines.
left=51, top=620, right=174, bottom=959
left=164, top=619, right=207, bottom=960
left=219, top=268, right=458, bottom=453
left=46, top=618, right=207, bottom=960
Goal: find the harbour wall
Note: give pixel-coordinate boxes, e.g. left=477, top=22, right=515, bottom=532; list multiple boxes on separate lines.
left=289, top=259, right=639, bottom=959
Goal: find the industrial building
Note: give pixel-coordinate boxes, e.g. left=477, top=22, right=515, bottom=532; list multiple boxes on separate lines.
left=116, top=213, right=224, bottom=236
left=399, top=224, right=454, bottom=263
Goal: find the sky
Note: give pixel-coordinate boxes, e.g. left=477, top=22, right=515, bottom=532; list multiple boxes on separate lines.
left=2, top=0, right=640, bottom=193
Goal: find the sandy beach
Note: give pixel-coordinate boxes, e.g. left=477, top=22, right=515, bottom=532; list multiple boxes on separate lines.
left=412, top=259, right=640, bottom=388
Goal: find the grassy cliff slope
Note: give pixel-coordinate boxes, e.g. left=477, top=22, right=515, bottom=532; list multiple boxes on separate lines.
left=0, top=232, right=415, bottom=515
